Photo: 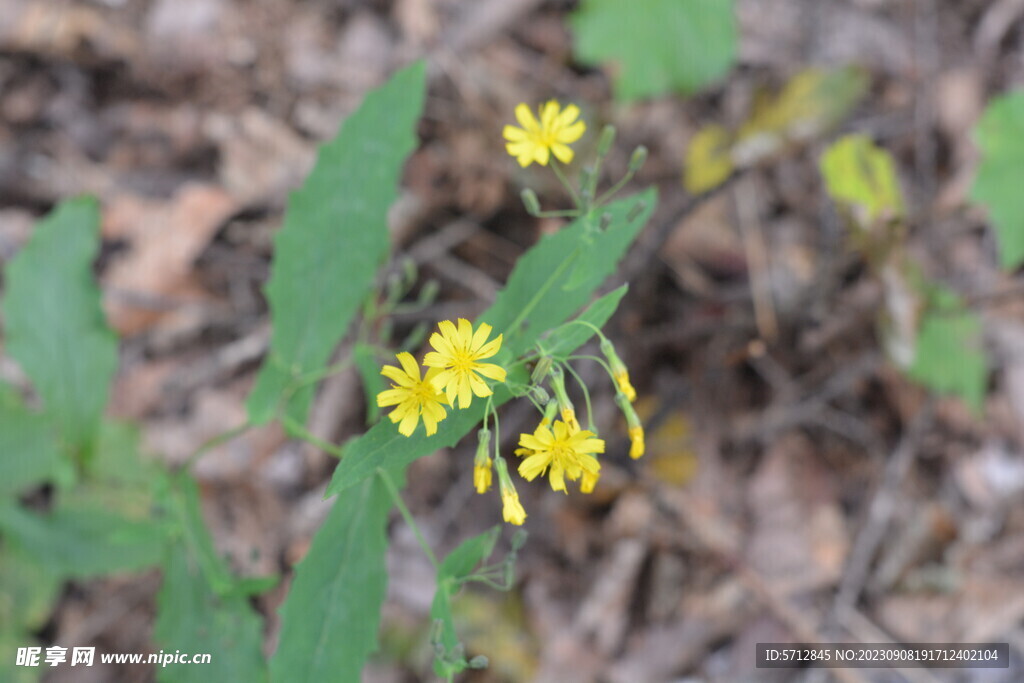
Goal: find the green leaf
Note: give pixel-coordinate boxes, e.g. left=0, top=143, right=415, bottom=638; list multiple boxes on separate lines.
left=969, top=91, right=1024, bottom=269
left=541, top=284, right=628, bottom=359
left=907, top=285, right=987, bottom=413
left=431, top=526, right=501, bottom=676
left=571, top=0, right=736, bottom=101
left=270, top=468, right=400, bottom=682
left=155, top=551, right=267, bottom=683
left=1, top=197, right=118, bottom=452
left=0, top=502, right=165, bottom=578
left=246, top=62, right=427, bottom=426
left=326, top=190, right=656, bottom=495
left=353, top=342, right=385, bottom=425
left=0, top=393, right=62, bottom=497
left=820, top=134, right=904, bottom=226
left=0, top=548, right=62, bottom=632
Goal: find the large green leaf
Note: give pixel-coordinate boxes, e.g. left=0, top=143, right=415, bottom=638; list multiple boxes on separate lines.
left=270, top=468, right=400, bottom=682
left=246, top=62, right=427, bottom=426
left=1, top=197, right=118, bottom=452
left=0, top=392, right=62, bottom=497
left=539, top=284, right=628, bottom=359
left=970, top=92, right=1024, bottom=269
left=155, top=552, right=267, bottom=683
left=326, top=190, right=655, bottom=495
left=571, top=0, right=736, bottom=101
left=0, top=501, right=165, bottom=578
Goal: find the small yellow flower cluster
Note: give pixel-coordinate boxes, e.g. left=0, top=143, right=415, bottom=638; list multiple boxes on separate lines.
left=376, top=319, right=506, bottom=437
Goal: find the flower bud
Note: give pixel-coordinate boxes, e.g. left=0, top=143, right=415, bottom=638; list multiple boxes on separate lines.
left=521, top=188, right=541, bottom=216
left=474, top=429, right=493, bottom=494
left=597, top=124, right=617, bottom=158
left=494, top=457, right=526, bottom=525
left=628, top=145, right=648, bottom=173
left=600, top=338, right=636, bottom=402
left=615, top=392, right=645, bottom=459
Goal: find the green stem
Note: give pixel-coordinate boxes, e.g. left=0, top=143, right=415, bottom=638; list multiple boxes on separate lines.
left=596, top=168, right=637, bottom=206
left=185, top=422, right=251, bottom=468
left=378, top=467, right=440, bottom=570
left=281, top=415, right=345, bottom=458
left=505, top=247, right=582, bottom=340
left=550, top=160, right=582, bottom=212
left=562, top=362, right=595, bottom=431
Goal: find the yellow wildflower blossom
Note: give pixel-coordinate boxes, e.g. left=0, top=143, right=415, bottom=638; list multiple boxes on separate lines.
left=501, top=486, right=527, bottom=525
left=601, top=338, right=636, bottom=403
left=377, top=352, right=448, bottom=437
left=516, top=419, right=604, bottom=493
left=629, top=425, right=645, bottom=459
left=580, top=469, right=600, bottom=494
left=474, top=461, right=493, bottom=494
left=614, top=370, right=637, bottom=403
left=503, top=101, right=586, bottom=168
left=424, top=319, right=506, bottom=409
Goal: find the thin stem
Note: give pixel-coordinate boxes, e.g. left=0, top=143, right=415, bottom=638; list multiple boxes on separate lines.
left=282, top=415, right=345, bottom=458
left=378, top=467, right=440, bottom=570
left=596, top=168, right=637, bottom=206
left=186, top=422, right=251, bottom=468
left=505, top=247, right=582, bottom=340
left=562, top=362, right=595, bottom=431
left=567, top=354, right=614, bottom=376
left=550, top=159, right=582, bottom=211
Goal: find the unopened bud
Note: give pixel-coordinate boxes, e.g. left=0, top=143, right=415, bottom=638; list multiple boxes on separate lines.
left=597, top=125, right=617, bottom=158
left=521, top=188, right=541, bottom=216
left=468, top=655, right=489, bottom=669
left=628, top=145, right=648, bottom=173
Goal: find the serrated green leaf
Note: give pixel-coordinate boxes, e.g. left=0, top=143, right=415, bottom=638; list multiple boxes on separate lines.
left=969, top=91, right=1024, bottom=269
left=246, top=62, right=427, bottom=426
left=1, top=197, right=118, bottom=452
left=270, top=468, right=401, bottom=682
left=820, top=134, right=904, bottom=226
left=326, top=190, right=656, bottom=495
left=907, top=286, right=987, bottom=413
left=0, top=501, right=165, bottom=578
left=439, top=526, right=501, bottom=583
left=571, top=0, right=736, bottom=101
left=541, top=285, right=628, bottom=359
left=353, top=342, right=385, bottom=425
left=0, top=394, right=62, bottom=497
left=155, top=551, right=267, bottom=683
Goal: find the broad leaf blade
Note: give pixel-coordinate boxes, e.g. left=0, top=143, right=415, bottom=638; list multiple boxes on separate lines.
left=155, top=552, right=267, bottom=683
left=1, top=197, right=118, bottom=451
left=820, top=134, right=904, bottom=226
left=541, top=284, right=628, bottom=358
left=326, top=190, right=656, bottom=495
left=270, top=468, right=400, bottom=681
left=0, top=393, right=62, bottom=496
left=969, top=91, right=1024, bottom=269
left=246, top=62, right=427, bottom=426
left=571, top=0, right=736, bottom=101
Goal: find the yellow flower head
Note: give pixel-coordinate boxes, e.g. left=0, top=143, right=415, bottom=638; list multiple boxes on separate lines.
left=474, top=461, right=493, bottom=494
left=628, top=425, right=645, bottom=460
left=580, top=469, right=600, bottom=494
left=424, top=319, right=506, bottom=409
left=614, top=370, right=637, bottom=403
left=501, top=486, right=527, bottom=525
left=516, top=419, right=604, bottom=493
left=377, top=352, right=448, bottom=437
left=503, top=101, right=586, bottom=168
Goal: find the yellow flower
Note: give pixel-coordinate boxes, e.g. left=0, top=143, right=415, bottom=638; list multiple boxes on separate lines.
left=503, top=101, right=586, bottom=167
left=614, top=370, right=637, bottom=403
left=628, top=425, right=645, bottom=459
left=474, top=461, right=493, bottom=494
left=560, top=407, right=581, bottom=432
left=424, top=319, right=506, bottom=409
left=516, top=419, right=604, bottom=493
left=376, top=352, right=448, bottom=437
left=501, top=487, right=527, bottom=525
left=580, top=469, right=600, bottom=494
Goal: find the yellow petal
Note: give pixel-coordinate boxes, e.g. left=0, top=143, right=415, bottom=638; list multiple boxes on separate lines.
left=541, top=101, right=560, bottom=130
left=551, top=143, right=574, bottom=164
left=557, top=120, right=586, bottom=144
left=514, top=103, right=539, bottom=131
left=376, top=388, right=407, bottom=407
left=398, top=411, right=419, bottom=437
left=534, top=144, right=550, bottom=166
left=503, top=124, right=527, bottom=142
left=470, top=322, right=493, bottom=352
left=395, top=352, right=421, bottom=380
left=381, top=365, right=414, bottom=386
left=473, top=362, right=506, bottom=382
left=475, top=335, right=503, bottom=359
left=456, top=318, right=474, bottom=346
left=555, top=104, right=580, bottom=129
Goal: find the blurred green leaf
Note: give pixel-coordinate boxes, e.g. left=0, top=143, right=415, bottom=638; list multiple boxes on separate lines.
left=571, top=0, right=736, bottom=101
left=353, top=343, right=385, bottom=425
left=326, top=190, right=655, bottom=495
left=270, top=468, right=400, bottom=682
left=431, top=527, right=501, bottom=677
left=969, top=91, right=1024, bottom=269
left=0, top=502, right=165, bottom=578
left=0, top=394, right=62, bottom=497
left=541, top=284, right=628, bottom=359
left=908, top=285, right=987, bottom=414
left=0, top=548, right=62, bottom=632
left=1, top=197, right=118, bottom=452
left=246, top=61, right=426, bottom=426
left=820, top=134, right=904, bottom=226
left=155, top=551, right=267, bottom=683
